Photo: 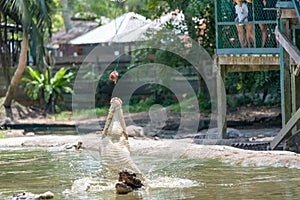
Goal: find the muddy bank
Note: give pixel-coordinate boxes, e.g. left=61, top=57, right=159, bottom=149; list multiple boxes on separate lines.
left=0, top=135, right=79, bottom=149
left=0, top=134, right=299, bottom=169
left=2, top=105, right=282, bottom=136
left=130, top=138, right=300, bottom=169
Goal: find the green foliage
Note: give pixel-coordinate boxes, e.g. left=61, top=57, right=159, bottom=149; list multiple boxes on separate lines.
left=22, top=66, right=75, bottom=113
left=22, top=66, right=44, bottom=101
left=72, top=107, right=109, bottom=118
left=71, top=0, right=148, bottom=20
left=128, top=0, right=216, bottom=104
left=2, top=0, right=54, bottom=66
left=198, top=93, right=211, bottom=114
left=186, top=0, right=215, bottom=55
left=127, top=97, right=156, bottom=113
left=123, top=0, right=149, bottom=15
left=53, top=111, right=72, bottom=120
left=143, top=0, right=215, bottom=55
left=127, top=84, right=178, bottom=109
left=51, top=14, right=64, bottom=33
left=226, top=71, right=281, bottom=106
left=129, top=26, right=193, bottom=99
left=71, top=0, right=122, bottom=19
left=0, top=133, right=7, bottom=139
left=95, top=68, right=127, bottom=107
left=169, top=96, right=200, bottom=112
left=131, top=26, right=190, bottom=66
left=169, top=94, right=211, bottom=114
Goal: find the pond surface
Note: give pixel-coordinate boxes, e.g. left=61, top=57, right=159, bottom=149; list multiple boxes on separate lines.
left=0, top=149, right=300, bottom=199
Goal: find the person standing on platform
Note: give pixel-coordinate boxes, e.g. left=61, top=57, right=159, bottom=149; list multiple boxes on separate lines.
left=234, top=0, right=249, bottom=48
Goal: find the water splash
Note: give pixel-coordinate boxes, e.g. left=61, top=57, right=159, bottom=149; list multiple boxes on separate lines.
left=70, top=175, right=200, bottom=194
left=147, top=177, right=200, bottom=188
left=71, top=177, right=114, bottom=192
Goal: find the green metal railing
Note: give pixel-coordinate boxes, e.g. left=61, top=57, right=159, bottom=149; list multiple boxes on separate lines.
left=216, top=0, right=279, bottom=54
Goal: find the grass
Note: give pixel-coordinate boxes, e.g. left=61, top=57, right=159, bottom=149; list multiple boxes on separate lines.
left=96, top=107, right=110, bottom=116
left=0, top=132, right=7, bottom=139
left=66, top=100, right=170, bottom=120
left=71, top=104, right=151, bottom=119
left=55, top=107, right=111, bottom=119
left=170, top=97, right=204, bottom=113
left=53, top=96, right=207, bottom=120
left=123, top=104, right=152, bottom=113
left=71, top=107, right=110, bottom=119
left=54, top=111, right=73, bottom=120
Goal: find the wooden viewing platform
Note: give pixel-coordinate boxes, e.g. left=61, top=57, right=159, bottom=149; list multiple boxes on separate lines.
left=216, top=54, right=280, bottom=72
left=215, top=0, right=300, bottom=151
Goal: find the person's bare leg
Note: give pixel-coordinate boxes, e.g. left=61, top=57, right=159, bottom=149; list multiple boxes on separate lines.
left=259, top=24, right=267, bottom=47
left=236, top=24, right=246, bottom=48
left=246, top=24, right=254, bottom=47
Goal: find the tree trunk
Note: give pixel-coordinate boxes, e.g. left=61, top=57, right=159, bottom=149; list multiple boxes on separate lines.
left=61, top=0, right=72, bottom=32
left=44, top=97, right=56, bottom=114
left=197, top=72, right=203, bottom=95
left=3, top=29, right=29, bottom=119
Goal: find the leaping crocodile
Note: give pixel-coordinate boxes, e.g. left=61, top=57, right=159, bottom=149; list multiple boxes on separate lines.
left=99, top=97, right=142, bottom=178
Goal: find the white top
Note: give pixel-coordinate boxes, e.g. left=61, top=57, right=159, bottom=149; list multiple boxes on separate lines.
left=235, top=3, right=248, bottom=23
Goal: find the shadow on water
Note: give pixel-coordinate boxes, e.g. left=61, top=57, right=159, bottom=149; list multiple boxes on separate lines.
left=1, top=149, right=300, bottom=199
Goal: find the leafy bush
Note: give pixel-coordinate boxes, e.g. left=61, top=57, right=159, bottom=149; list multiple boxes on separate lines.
left=22, top=66, right=75, bottom=113
left=226, top=71, right=280, bottom=106
left=0, top=133, right=7, bottom=139
left=198, top=93, right=211, bottom=114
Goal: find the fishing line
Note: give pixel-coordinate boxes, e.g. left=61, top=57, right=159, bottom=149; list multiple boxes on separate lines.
left=111, top=0, right=122, bottom=72
left=109, top=0, right=123, bottom=84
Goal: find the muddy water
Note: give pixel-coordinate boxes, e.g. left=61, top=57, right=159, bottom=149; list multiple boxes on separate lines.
left=0, top=149, right=300, bottom=199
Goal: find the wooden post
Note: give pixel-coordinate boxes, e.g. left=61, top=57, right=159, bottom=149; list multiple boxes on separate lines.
left=295, top=71, right=300, bottom=131
left=292, top=28, right=300, bottom=133
left=271, top=107, right=300, bottom=150
left=291, top=67, right=300, bottom=133
left=217, top=64, right=227, bottom=139
left=270, top=14, right=300, bottom=150
left=279, top=19, right=292, bottom=129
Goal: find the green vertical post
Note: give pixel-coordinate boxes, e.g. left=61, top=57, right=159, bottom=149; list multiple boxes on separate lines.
left=292, top=29, right=300, bottom=132
left=215, top=0, right=219, bottom=52
left=279, top=19, right=292, bottom=141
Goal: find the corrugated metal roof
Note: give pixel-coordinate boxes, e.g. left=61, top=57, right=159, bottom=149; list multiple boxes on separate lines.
left=69, top=12, right=150, bottom=44
left=111, top=23, right=150, bottom=43
left=110, top=13, right=175, bottom=43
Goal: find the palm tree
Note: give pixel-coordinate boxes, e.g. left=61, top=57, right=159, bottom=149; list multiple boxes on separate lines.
left=1, top=0, right=53, bottom=119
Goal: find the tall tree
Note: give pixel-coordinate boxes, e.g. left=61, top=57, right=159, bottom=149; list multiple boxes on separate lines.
left=0, top=0, right=23, bottom=88
left=2, top=0, right=53, bottom=119
left=60, top=0, right=72, bottom=32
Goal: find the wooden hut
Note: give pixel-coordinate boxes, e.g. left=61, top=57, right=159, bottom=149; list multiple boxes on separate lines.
left=50, top=12, right=151, bottom=66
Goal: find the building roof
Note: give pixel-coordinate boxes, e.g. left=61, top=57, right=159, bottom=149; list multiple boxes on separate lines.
left=110, top=23, right=151, bottom=43
left=47, top=19, right=99, bottom=48
left=69, top=12, right=150, bottom=45
left=110, top=12, right=186, bottom=43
